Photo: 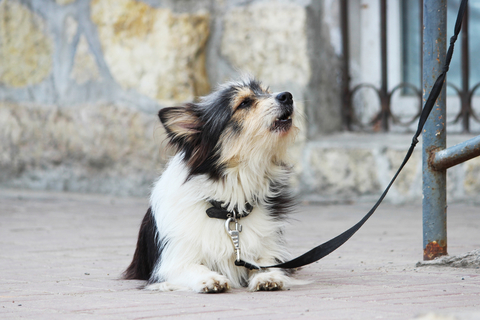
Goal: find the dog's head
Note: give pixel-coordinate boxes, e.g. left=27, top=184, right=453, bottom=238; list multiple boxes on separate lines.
left=159, top=78, right=298, bottom=180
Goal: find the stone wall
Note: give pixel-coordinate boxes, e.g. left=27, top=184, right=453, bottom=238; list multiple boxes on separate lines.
left=299, top=133, right=480, bottom=205
left=2, top=0, right=478, bottom=203
left=0, top=0, right=342, bottom=196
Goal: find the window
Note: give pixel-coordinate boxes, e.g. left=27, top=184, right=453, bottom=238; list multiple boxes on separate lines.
left=402, top=0, right=480, bottom=96
left=349, top=0, right=479, bottom=132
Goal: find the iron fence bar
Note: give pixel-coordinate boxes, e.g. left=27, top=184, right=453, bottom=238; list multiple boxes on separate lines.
left=447, top=2, right=480, bottom=130
left=379, top=0, right=389, bottom=131
left=461, top=4, right=470, bottom=132
left=431, top=135, right=480, bottom=170
left=340, top=0, right=353, bottom=131
left=422, top=0, right=447, bottom=261
left=419, top=0, right=424, bottom=98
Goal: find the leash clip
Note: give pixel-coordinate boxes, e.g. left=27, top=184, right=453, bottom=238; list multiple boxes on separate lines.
left=225, top=215, right=242, bottom=262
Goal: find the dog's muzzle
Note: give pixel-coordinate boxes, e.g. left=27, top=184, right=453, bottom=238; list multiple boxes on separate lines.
left=272, top=92, right=294, bottom=132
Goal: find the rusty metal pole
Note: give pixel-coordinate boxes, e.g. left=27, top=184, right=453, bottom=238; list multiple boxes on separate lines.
left=431, top=135, right=480, bottom=171
left=422, top=0, right=448, bottom=261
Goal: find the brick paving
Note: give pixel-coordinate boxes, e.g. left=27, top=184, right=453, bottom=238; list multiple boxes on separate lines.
left=1, top=189, right=479, bottom=319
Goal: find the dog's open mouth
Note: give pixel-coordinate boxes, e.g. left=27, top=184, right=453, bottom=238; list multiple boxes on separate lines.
left=272, top=112, right=293, bottom=132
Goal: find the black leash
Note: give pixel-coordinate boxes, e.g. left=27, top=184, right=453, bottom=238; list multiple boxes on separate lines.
left=210, top=0, right=468, bottom=271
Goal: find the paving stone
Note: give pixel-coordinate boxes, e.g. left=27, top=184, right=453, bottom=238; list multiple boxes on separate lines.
left=0, top=189, right=479, bottom=320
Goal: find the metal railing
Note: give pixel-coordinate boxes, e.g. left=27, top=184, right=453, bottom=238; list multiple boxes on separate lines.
left=422, top=0, right=480, bottom=260
left=342, top=0, right=480, bottom=260
left=340, top=0, right=480, bottom=133
left=449, top=5, right=480, bottom=132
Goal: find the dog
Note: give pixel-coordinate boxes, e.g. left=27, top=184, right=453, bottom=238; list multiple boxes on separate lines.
left=124, top=78, right=301, bottom=292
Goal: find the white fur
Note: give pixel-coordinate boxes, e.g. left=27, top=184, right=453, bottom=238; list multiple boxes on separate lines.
left=146, top=154, right=299, bottom=292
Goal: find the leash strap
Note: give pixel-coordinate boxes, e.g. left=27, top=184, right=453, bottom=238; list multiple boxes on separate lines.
left=235, top=0, right=468, bottom=271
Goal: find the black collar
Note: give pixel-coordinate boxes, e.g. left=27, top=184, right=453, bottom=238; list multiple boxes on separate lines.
left=206, top=200, right=253, bottom=220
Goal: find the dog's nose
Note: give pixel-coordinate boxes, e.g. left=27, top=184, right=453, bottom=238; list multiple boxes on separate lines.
left=276, top=92, right=293, bottom=105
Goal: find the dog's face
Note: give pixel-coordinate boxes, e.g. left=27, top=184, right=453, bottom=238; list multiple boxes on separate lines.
left=159, top=78, right=298, bottom=180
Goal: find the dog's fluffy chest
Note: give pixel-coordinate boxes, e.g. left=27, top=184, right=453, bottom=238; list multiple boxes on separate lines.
left=149, top=154, right=290, bottom=285
left=150, top=154, right=285, bottom=256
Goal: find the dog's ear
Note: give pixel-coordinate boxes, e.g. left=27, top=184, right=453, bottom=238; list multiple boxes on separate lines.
left=158, top=105, right=202, bottom=142
left=158, top=105, right=209, bottom=171
left=158, top=104, right=223, bottom=179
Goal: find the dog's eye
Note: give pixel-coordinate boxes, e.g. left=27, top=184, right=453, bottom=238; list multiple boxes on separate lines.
left=237, top=98, right=252, bottom=111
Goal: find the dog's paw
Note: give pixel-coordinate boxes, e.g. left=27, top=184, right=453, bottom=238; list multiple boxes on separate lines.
left=195, top=273, right=231, bottom=293
left=249, top=270, right=291, bottom=291
left=254, top=280, right=281, bottom=291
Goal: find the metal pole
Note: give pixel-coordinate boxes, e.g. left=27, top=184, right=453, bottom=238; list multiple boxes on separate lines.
left=431, top=135, right=480, bottom=171
left=422, top=0, right=447, bottom=261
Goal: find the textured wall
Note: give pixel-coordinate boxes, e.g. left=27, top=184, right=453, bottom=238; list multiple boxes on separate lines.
left=0, top=0, right=342, bottom=196
left=300, top=133, right=480, bottom=204
left=1, top=0, right=478, bottom=203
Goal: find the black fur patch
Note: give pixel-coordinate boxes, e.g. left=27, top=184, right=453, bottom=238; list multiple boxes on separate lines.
left=266, top=178, right=296, bottom=221
left=188, top=87, right=236, bottom=180
left=266, top=178, right=297, bottom=275
left=247, top=80, right=266, bottom=96
left=123, top=207, right=161, bottom=281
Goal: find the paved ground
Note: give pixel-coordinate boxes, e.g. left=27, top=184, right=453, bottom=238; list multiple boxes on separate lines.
left=1, top=189, right=479, bottom=320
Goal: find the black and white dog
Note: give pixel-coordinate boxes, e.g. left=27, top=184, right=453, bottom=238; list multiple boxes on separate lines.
left=124, top=78, right=301, bottom=292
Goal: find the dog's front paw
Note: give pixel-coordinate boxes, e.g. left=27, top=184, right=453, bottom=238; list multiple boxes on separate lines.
left=254, top=280, right=281, bottom=291
left=249, top=270, right=288, bottom=291
left=195, top=273, right=230, bottom=293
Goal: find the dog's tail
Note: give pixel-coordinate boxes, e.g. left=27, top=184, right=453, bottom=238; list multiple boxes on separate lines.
left=123, top=207, right=160, bottom=281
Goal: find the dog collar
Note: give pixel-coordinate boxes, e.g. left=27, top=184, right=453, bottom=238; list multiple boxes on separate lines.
left=206, top=200, right=253, bottom=220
